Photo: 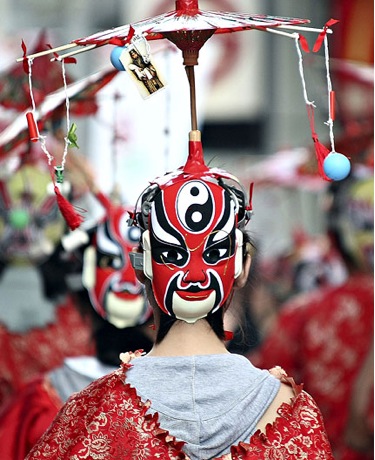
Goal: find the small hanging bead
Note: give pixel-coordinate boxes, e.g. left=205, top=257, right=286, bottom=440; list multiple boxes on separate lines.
left=26, top=112, right=39, bottom=142
left=329, top=91, right=335, bottom=121
left=54, top=165, right=64, bottom=184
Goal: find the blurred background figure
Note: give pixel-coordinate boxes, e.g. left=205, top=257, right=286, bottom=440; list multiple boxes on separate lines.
left=0, top=144, right=96, bottom=408
left=249, top=172, right=374, bottom=460
left=0, top=194, right=154, bottom=460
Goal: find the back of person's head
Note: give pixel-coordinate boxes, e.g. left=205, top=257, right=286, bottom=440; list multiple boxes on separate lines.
left=130, top=130, right=253, bottom=342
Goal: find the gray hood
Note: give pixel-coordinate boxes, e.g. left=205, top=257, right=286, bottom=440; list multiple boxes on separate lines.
left=49, top=356, right=117, bottom=403
left=126, top=353, right=280, bottom=460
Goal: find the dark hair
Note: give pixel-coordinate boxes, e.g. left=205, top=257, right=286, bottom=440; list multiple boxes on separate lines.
left=94, top=321, right=153, bottom=366
left=153, top=229, right=253, bottom=344
left=71, top=289, right=153, bottom=365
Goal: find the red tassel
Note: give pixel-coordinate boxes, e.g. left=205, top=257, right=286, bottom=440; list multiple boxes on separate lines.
left=313, top=139, right=332, bottom=182
left=54, top=185, right=83, bottom=230
left=306, top=104, right=331, bottom=181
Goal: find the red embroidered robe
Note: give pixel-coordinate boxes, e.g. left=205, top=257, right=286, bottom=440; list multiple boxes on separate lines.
left=250, top=274, right=374, bottom=459
left=26, top=361, right=334, bottom=460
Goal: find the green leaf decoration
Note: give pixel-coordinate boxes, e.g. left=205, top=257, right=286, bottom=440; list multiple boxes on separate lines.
left=67, top=122, right=79, bottom=149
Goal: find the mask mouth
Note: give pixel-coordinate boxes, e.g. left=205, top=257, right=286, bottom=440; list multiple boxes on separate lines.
left=175, top=289, right=213, bottom=302
left=105, top=292, right=148, bottom=329
left=172, top=290, right=216, bottom=324
left=160, top=269, right=225, bottom=322
left=177, top=284, right=207, bottom=293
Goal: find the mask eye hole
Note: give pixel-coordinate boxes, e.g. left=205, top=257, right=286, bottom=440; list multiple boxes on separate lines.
left=98, top=254, right=122, bottom=269
left=99, top=255, right=111, bottom=269
left=162, top=249, right=183, bottom=264
left=205, top=248, right=227, bottom=264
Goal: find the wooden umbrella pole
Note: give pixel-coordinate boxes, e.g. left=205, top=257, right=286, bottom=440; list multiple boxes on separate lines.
left=185, top=65, right=198, bottom=131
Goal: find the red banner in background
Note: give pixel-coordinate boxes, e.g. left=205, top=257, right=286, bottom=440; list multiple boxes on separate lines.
left=331, top=0, right=374, bottom=64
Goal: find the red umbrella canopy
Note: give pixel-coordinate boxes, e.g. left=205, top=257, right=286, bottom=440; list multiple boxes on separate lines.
left=67, top=0, right=309, bottom=131
left=0, top=30, right=74, bottom=112
left=74, top=0, right=309, bottom=64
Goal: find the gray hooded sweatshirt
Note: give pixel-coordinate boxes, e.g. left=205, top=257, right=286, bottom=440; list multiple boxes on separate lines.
left=126, top=353, right=280, bottom=460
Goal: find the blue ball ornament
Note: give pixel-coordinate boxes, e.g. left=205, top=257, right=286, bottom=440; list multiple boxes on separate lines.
left=323, top=152, right=351, bottom=181
left=110, top=47, right=126, bottom=71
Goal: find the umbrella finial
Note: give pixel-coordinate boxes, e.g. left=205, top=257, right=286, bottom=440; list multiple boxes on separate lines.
left=176, top=0, right=199, bottom=14
left=183, top=130, right=209, bottom=174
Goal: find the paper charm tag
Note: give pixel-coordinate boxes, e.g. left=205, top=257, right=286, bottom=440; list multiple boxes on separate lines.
left=131, top=34, right=151, bottom=63
left=120, top=44, right=166, bottom=99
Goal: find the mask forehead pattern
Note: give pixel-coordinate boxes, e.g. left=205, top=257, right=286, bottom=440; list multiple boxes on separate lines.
left=176, top=180, right=215, bottom=233
left=152, top=180, right=232, bottom=243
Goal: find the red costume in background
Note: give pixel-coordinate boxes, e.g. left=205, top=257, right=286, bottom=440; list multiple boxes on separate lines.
left=250, top=274, right=374, bottom=459
left=0, top=296, right=94, bottom=406
left=0, top=376, right=62, bottom=460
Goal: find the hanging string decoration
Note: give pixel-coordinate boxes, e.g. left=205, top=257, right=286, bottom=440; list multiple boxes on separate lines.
left=23, top=42, right=83, bottom=230
left=295, top=19, right=351, bottom=181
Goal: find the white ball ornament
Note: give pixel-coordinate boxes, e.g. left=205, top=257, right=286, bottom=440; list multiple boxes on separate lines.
left=323, top=152, right=351, bottom=181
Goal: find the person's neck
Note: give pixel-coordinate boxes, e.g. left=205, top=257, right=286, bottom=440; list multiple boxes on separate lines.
left=147, top=318, right=229, bottom=357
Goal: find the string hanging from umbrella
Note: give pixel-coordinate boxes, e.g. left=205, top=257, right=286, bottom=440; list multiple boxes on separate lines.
left=24, top=55, right=83, bottom=230
left=292, top=19, right=351, bottom=181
